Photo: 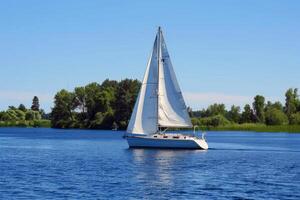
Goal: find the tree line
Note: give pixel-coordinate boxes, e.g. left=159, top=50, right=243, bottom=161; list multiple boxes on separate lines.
left=51, top=78, right=300, bottom=129
left=1, top=79, right=299, bottom=130
left=51, top=79, right=140, bottom=129
left=0, top=96, right=50, bottom=127
left=190, top=88, right=300, bottom=127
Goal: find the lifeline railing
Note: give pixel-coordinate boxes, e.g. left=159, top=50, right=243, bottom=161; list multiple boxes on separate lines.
left=193, top=125, right=206, bottom=140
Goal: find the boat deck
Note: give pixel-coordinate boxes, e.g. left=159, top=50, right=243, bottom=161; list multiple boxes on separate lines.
left=151, top=133, right=197, bottom=140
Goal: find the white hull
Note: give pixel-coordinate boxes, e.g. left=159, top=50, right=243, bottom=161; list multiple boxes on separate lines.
left=126, top=134, right=208, bottom=150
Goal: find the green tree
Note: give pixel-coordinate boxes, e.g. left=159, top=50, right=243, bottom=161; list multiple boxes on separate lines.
left=101, top=79, right=118, bottom=90
left=86, top=83, right=115, bottom=129
left=50, top=79, right=140, bottom=129
left=51, top=90, right=76, bottom=128
left=206, top=103, right=226, bottom=117
left=33, top=111, right=42, bottom=120
left=0, top=112, right=10, bottom=121
left=227, top=105, right=241, bottom=123
left=191, top=118, right=200, bottom=126
left=6, top=109, right=18, bottom=120
left=265, top=101, right=283, bottom=112
left=25, top=110, right=34, bottom=120
left=31, top=96, right=40, bottom=111
left=290, top=112, right=300, bottom=125
left=8, top=106, right=17, bottom=110
left=15, top=110, right=25, bottom=120
left=253, top=95, right=265, bottom=123
left=100, top=109, right=115, bottom=129
left=101, top=79, right=118, bottom=109
left=115, top=79, right=141, bottom=129
left=85, top=82, right=103, bottom=121
left=191, top=109, right=206, bottom=118
left=18, top=104, right=27, bottom=112
left=90, top=112, right=104, bottom=129
left=285, top=88, right=299, bottom=122
left=241, top=104, right=254, bottom=123
left=83, top=81, right=116, bottom=128
left=0, top=111, right=5, bottom=120
left=25, top=110, right=41, bottom=120
left=265, top=108, right=288, bottom=125
left=272, top=101, right=283, bottom=111
left=39, top=109, right=50, bottom=119
left=74, top=87, right=86, bottom=113
left=199, top=115, right=230, bottom=127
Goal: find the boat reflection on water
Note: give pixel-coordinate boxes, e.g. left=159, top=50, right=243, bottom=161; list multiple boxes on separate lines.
left=129, top=148, right=207, bottom=189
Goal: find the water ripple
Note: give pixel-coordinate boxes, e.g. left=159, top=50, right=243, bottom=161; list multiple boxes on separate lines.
left=0, top=128, right=300, bottom=199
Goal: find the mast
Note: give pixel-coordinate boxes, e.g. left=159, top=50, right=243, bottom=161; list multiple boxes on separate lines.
left=156, top=26, right=161, bottom=133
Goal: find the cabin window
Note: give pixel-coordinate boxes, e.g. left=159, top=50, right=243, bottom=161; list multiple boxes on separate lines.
left=154, top=136, right=157, bottom=138
left=163, top=136, right=168, bottom=138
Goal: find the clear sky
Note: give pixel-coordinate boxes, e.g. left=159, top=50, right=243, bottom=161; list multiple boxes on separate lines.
left=0, top=0, right=299, bottom=112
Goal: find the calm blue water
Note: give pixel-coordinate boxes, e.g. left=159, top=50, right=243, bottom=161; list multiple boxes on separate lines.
left=0, top=128, right=299, bottom=200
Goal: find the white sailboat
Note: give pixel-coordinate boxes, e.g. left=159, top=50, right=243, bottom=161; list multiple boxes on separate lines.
left=125, top=27, right=208, bottom=150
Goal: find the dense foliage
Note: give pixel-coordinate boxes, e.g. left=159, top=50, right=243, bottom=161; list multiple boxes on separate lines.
left=0, top=98, right=50, bottom=127
left=191, top=88, right=300, bottom=127
left=1, top=79, right=299, bottom=131
left=50, top=77, right=299, bottom=130
left=51, top=79, right=141, bottom=129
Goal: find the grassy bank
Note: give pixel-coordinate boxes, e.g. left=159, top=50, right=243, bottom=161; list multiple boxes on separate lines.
left=197, top=123, right=300, bottom=133
left=0, top=120, right=299, bottom=133
left=0, top=120, right=51, bottom=128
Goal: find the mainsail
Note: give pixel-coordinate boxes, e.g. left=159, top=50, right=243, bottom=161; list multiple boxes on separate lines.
left=157, top=29, right=192, bottom=128
left=127, top=27, right=192, bottom=135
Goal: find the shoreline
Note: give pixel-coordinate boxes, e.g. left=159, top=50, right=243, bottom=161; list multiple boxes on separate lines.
left=0, top=120, right=51, bottom=128
left=0, top=122, right=299, bottom=133
left=199, top=124, right=300, bottom=133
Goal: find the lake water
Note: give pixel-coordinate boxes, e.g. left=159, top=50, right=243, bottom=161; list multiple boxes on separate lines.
left=0, top=128, right=299, bottom=200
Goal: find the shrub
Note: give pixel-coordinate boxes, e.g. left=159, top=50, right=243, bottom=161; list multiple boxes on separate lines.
left=290, top=112, right=300, bottom=125
left=25, top=110, right=41, bottom=120
left=25, top=110, right=35, bottom=120
left=33, top=111, right=41, bottom=120
left=265, top=108, right=288, bottom=125
left=0, top=112, right=10, bottom=121
left=17, top=120, right=28, bottom=127
left=199, top=114, right=230, bottom=127
left=15, top=110, right=25, bottom=120
left=6, top=110, right=18, bottom=120
left=191, top=118, right=200, bottom=126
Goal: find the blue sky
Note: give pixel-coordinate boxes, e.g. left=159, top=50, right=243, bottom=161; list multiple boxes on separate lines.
left=0, top=0, right=299, bottom=112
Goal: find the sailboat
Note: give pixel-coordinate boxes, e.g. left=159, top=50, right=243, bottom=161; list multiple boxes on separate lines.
left=125, top=27, right=208, bottom=150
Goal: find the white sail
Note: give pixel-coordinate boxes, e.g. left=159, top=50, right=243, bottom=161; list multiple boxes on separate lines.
left=127, top=27, right=192, bottom=135
left=157, top=29, right=192, bottom=128
left=126, top=35, right=159, bottom=135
